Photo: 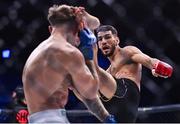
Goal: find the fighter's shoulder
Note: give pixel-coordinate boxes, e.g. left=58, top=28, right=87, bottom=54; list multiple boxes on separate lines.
left=49, top=43, right=80, bottom=56
left=123, top=45, right=142, bottom=54
left=47, top=44, right=84, bottom=67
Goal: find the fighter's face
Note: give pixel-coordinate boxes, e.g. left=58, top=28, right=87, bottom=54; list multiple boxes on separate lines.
left=97, top=31, right=119, bottom=57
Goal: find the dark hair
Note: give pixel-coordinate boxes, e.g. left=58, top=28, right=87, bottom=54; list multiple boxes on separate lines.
left=47, top=4, right=78, bottom=28
left=96, top=25, right=118, bottom=35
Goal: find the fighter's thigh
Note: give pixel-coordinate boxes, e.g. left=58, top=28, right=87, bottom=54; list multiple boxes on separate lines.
left=98, top=68, right=117, bottom=98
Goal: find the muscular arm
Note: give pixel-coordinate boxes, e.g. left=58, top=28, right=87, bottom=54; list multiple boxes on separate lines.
left=79, top=44, right=110, bottom=121
left=61, top=48, right=110, bottom=122
left=129, top=46, right=159, bottom=69
left=128, top=46, right=173, bottom=78
left=58, top=47, right=98, bottom=99
left=73, top=89, right=109, bottom=121
left=72, top=59, right=110, bottom=122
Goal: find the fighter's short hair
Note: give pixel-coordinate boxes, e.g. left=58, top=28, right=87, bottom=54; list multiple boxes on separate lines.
left=96, top=25, right=118, bottom=36
left=47, top=4, right=78, bottom=26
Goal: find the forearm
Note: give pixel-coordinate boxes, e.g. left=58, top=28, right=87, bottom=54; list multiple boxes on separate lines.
left=92, top=44, right=99, bottom=68
left=82, top=95, right=109, bottom=121
left=84, top=60, right=100, bottom=96
left=132, top=53, right=159, bottom=69
left=147, top=58, right=160, bottom=70
left=132, top=53, right=173, bottom=78
left=73, top=89, right=109, bottom=121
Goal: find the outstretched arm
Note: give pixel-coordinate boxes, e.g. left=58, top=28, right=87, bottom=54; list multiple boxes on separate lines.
left=129, top=46, right=173, bottom=78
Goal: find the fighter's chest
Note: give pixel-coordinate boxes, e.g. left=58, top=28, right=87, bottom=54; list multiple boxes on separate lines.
left=109, top=56, right=132, bottom=75
left=110, top=59, right=125, bottom=73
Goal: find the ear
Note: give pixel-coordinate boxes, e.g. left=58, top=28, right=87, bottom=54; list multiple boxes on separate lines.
left=48, top=26, right=53, bottom=34
left=115, top=37, right=120, bottom=46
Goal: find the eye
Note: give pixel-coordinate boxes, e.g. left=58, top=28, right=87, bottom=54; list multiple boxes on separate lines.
left=97, top=36, right=102, bottom=41
left=104, top=35, right=112, bottom=39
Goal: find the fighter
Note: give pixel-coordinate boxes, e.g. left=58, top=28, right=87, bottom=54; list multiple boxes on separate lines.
left=22, top=5, right=115, bottom=123
left=94, top=25, right=173, bottom=122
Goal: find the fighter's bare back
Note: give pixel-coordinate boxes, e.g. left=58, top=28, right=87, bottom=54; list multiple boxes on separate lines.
left=22, top=36, right=76, bottom=114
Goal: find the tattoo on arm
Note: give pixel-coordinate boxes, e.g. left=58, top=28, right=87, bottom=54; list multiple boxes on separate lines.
left=73, top=89, right=109, bottom=121
left=83, top=96, right=109, bottom=121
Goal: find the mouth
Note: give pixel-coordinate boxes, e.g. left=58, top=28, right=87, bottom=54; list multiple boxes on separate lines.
left=102, top=46, right=110, bottom=51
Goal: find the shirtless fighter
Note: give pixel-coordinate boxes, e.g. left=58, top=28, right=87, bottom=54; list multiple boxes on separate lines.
left=95, top=25, right=173, bottom=122
left=22, top=5, right=115, bottom=123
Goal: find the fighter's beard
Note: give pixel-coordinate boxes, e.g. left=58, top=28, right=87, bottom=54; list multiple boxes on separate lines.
left=103, top=45, right=116, bottom=57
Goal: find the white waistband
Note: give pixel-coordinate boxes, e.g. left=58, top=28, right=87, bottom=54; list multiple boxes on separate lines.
left=28, top=109, right=68, bottom=123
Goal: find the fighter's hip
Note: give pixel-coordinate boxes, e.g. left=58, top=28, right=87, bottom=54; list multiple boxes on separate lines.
left=28, top=108, right=69, bottom=123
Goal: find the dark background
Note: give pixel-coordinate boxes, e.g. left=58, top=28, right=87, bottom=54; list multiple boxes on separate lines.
left=0, top=0, right=180, bottom=122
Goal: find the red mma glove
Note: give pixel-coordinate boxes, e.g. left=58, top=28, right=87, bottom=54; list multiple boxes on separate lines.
left=152, top=61, right=173, bottom=78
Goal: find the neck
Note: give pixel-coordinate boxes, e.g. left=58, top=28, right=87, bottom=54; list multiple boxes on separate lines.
left=51, top=27, right=67, bottom=40
left=108, top=46, right=121, bottom=62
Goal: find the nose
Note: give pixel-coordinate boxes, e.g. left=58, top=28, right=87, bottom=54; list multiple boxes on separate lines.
left=101, top=38, right=107, bottom=45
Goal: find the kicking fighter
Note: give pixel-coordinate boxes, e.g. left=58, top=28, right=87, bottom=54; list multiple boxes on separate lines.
left=95, top=25, right=173, bottom=122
